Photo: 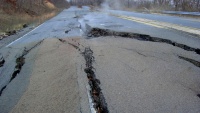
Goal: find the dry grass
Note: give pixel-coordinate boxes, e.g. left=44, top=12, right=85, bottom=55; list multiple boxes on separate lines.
left=0, top=0, right=69, bottom=35
left=0, top=9, right=60, bottom=35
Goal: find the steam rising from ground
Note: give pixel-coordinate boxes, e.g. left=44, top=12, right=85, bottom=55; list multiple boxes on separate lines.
left=101, top=0, right=124, bottom=11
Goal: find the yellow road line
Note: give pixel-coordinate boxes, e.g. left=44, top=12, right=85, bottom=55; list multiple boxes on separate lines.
left=118, top=16, right=166, bottom=29
left=112, top=14, right=200, bottom=36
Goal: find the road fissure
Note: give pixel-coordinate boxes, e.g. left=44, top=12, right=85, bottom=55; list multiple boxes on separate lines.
left=178, top=56, right=200, bottom=68
left=58, top=38, right=109, bottom=112
left=0, top=40, right=43, bottom=96
left=83, top=47, right=109, bottom=113
left=87, top=28, right=200, bottom=55
left=0, top=54, right=5, bottom=67
left=58, top=38, right=80, bottom=51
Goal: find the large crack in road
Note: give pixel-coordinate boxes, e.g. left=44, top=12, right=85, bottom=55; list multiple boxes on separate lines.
left=81, top=25, right=200, bottom=112
left=58, top=38, right=109, bottom=113
left=84, top=27, right=200, bottom=69
left=83, top=47, right=109, bottom=113
left=87, top=27, right=200, bottom=55
left=178, top=56, right=200, bottom=68
left=83, top=27, right=200, bottom=112
left=0, top=40, right=43, bottom=96
left=0, top=54, right=5, bottom=67
left=1, top=7, right=200, bottom=112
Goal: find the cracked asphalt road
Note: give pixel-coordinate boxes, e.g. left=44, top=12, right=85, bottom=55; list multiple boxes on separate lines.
left=0, top=6, right=200, bottom=113
left=87, top=37, right=200, bottom=113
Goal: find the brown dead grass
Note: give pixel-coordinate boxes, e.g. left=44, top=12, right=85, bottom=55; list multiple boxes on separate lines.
left=0, top=0, right=69, bottom=35
left=0, top=9, right=60, bottom=35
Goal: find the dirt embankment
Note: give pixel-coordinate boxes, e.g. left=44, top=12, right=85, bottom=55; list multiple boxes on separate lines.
left=0, top=0, right=69, bottom=36
left=0, top=0, right=69, bottom=15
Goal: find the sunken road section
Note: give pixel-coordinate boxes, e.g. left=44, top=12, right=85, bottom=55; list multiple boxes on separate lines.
left=87, top=28, right=200, bottom=55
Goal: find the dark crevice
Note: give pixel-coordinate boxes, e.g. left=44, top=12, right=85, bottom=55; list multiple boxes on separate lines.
left=197, top=94, right=200, bottom=98
left=22, top=40, right=44, bottom=56
left=59, top=38, right=106, bottom=111
left=87, top=28, right=200, bottom=55
left=0, top=86, right=6, bottom=96
left=178, top=56, right=200, bottom=68
left=68, top=42, right=80, bottom=50
left=65, top=29, right=71, bottom=34
left=58, top=38, right=66, bottom=43
left=120, top=47, right=147, bottom=57
left=58, top=38, right=80, bottom=51
left=10, top=56, right=25, bottom=82
left=0, top=54, right=5, bottom=67
left=83, top=47, right=109, bottom=113
left=0, top=40, right=43, bottom=96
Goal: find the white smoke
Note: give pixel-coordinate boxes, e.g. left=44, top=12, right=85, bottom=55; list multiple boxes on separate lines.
left=101, top=0, right=124, bottom=11
left=101, top=1, right=110, bottom=11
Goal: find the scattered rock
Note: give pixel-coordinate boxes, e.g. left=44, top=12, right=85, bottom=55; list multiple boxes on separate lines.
left=6, top=30, right=16, bottom=36
left=23, top=24, right=28, bottom=28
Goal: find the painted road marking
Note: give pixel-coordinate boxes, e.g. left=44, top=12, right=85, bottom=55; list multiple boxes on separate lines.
left=119, top=16, right=166, bottom=29
left=112, top=14, right=200, bottom=36
left=86, top=85, right=96, bottom=113
left=6, top=23, right=45, bottom=47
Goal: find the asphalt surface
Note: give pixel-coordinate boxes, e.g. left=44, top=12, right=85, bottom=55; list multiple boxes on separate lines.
left=0, top=6, right=200, bottom=113
left=87, top=36, right=200, bottom=113
left=162, top=11, right=200, bottom=16
left=82, top=11, right=200, bottom=49
left=109, top=10, right=200, bottom=29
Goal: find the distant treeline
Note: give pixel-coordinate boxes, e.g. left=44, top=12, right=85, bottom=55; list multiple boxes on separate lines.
left=130, top=0, right=200, bottom=12
left=69, top=0, right=103, bottom=6
left=70, top=0, right=200, bottom=12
